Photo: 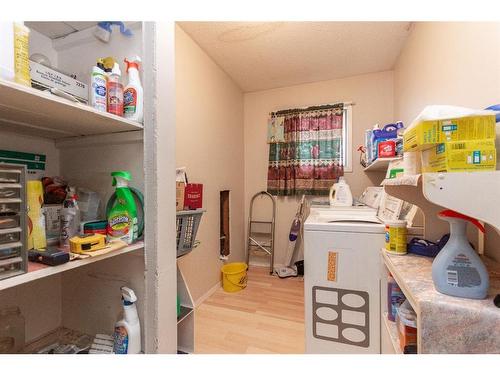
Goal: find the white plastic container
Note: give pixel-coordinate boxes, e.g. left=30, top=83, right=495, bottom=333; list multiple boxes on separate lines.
left=0, top=22, right=15, bottom=81
left=329, top=177, right=353, bottom=207
left=384, top=219, right=408, bottom=255
left=113, top=287, right=141, bottom=354
left=77, top=188, right=100, bottom=222
left=123, top=56, right=143, bottom=123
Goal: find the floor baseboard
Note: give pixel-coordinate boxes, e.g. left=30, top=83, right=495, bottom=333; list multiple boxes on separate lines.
left=194, top=281, right=221, bottom=307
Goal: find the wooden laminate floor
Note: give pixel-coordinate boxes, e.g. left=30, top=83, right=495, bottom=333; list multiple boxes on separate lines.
left=195, top=266, right=305, bottom=354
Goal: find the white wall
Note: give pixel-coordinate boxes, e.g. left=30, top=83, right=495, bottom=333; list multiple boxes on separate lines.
left=29, top=29, right=58, bottom=68
left=244, top=71, right=395, bottom=265
left=175, top=25, right=245, bottom=303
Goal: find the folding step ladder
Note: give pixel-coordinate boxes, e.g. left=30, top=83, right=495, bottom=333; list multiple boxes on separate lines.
left=246, top=191, right=276, bottom=274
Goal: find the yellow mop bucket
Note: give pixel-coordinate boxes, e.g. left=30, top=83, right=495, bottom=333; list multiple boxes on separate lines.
left=221, top=262, right=248, bottom=292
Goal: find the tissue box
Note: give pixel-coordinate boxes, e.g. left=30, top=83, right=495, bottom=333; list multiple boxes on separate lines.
left=404, top=115, right=496, bottom=151
left=421, top=139, right=496, bottom=173
left=184, top=183, right=203, bottom=210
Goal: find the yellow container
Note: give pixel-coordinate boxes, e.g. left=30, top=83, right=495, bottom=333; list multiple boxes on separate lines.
left=221, top=262, right=248, bottom=293
left=403, top=115, right=496, bottom=152
left=69, top=234, right=106, bottom=254
left=385, top=220, right=407, bottom=255
left=421, top=139, right=496, bottom=173
left=26, top=180, right=46, bottom=250
left=13, top=22, right=30, bottom=87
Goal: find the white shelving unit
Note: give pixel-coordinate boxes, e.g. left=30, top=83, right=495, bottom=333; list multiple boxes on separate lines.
left=363, top=157, right=401, bottom=172
left=0, top=242, right=144, bottom=292
left=177, top=266, right=194, bottom=354
left=0, top=79, right=143, bottom=140
left=423, top=171, right=500, bottom=229
left=0, top=21, right=177, bottom=354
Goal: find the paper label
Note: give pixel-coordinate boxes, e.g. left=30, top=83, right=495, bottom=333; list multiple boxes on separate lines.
left=327, top=252, right=338, bottom=282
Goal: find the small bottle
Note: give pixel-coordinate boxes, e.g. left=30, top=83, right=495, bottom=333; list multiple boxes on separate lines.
left=123, top=56, right=144, bottom=123
left=90, top=59, right=107, bottom=112
left=107, top=62, right=124, bottom=117
left=59, top=188, right=80, bottom=251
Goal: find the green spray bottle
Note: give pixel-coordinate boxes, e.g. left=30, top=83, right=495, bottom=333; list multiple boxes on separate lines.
left=106, top=171, right=138, bottom=244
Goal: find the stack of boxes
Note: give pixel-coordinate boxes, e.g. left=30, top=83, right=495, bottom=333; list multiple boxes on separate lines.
left=403, top=114, right=497, bottom=173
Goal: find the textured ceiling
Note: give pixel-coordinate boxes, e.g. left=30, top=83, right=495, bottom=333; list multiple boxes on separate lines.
left=178, top=22, right=412, bottom=92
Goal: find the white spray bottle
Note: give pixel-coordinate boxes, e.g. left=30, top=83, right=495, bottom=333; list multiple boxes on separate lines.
left=431, top=210, right=489, bottom=299
left=123, top=56, right=143, bottom=123
left=113, top=286, right=141, bottom=354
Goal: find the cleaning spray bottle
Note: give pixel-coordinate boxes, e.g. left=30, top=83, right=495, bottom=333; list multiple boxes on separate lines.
left=113, top=286, right=141, bottom=354
left=90, top=58, right=107, bottom=112
left=431, top=210, right=489, bottom=299
left=123, top=56, right=143, bottom=123
left=107, top=62, right=123, bottom=117
left=106, top=171, right=137, bottom=244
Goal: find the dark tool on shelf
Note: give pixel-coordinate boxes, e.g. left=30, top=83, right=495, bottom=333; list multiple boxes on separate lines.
left=28, top=247, right=70, bottom=266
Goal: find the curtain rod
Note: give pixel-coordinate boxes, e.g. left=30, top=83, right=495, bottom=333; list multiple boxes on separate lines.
left=270, top=102, right=355, bottom=117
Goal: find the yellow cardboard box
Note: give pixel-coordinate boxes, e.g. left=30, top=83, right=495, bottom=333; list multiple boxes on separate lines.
left=421, top=139, right=496, bottom=173
left=403, top=115, right=496, bottom=151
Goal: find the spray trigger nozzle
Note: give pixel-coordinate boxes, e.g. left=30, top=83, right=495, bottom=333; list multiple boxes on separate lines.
left=121, top=286, right=137, bottom=304
left=438, top=209, right=485, bottom=233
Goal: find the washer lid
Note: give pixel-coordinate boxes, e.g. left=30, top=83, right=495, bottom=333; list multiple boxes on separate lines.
left=305, top=207, right=385, bottom=233
left=304, top=220, right=385, bottom=233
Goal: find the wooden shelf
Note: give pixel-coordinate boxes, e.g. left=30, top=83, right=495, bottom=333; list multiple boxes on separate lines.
left=0, top=241, right=144, bottom=292
left=382, top=312, right=402, bottom=354
left=364, top=157, right=402, bottom=172
left=381, top=249, right=500, bottom=353
left=0, top=78, right=143, bottom=140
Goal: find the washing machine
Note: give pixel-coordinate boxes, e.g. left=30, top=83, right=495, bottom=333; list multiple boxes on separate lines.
left=304, top=205, right=385, bottom=354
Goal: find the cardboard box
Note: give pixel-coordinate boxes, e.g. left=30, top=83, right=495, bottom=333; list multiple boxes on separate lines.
left=421, top=139, right=496, bottom=173
left=29, top=60, right=88, bottom=103
left=176, top=182, right=185, bottom=211
left=184, top=183, right=203, bottom=210
left=403, top=115, right=496, bottom=151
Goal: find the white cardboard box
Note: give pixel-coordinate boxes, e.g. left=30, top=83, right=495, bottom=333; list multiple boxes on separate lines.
left=29, top=61, right=88, bottom=103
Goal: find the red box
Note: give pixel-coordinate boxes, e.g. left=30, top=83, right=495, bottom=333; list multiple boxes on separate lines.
left=378, top=140, right=396, bottom=158
left=184, top=183, right=203, bottom=210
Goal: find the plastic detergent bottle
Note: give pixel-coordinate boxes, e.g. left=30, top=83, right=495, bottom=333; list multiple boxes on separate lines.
left=59, top=188, right=80, bottom=251
left=90, top=59, right=107, bottom=112
left=123, top=56, right=143, bottom=123
left=431, top=210, right=489, bottom=299
left=329, top=177, right=353, bottom=207
left=107, top=62, right=123, bottom=116
left=113, top=287, right=141, bottom=354
left=107, top=171, right=137, bottom=244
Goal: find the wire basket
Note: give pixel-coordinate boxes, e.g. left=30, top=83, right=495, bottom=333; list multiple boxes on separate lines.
left=176, top=209, right=205, bottom=258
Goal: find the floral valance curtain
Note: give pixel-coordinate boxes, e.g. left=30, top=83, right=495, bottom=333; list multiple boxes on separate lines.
left=267, top=103, right=345, bottom=196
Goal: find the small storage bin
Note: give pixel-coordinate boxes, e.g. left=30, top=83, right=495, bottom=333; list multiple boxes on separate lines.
left=0, top=230, right=21, bottom=245
left=0, top=215, right=20, bottom=230
left=0, top=202, right=22, bottom=215
left=0, top=170, right=20, bottom=184
left=0, top=243, right=22, bottom=260
left=0, top=255, right=23, bottom=279
left=0, top=186, right=21, bottom=199
left=176, top=209, right=204, bottom=258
